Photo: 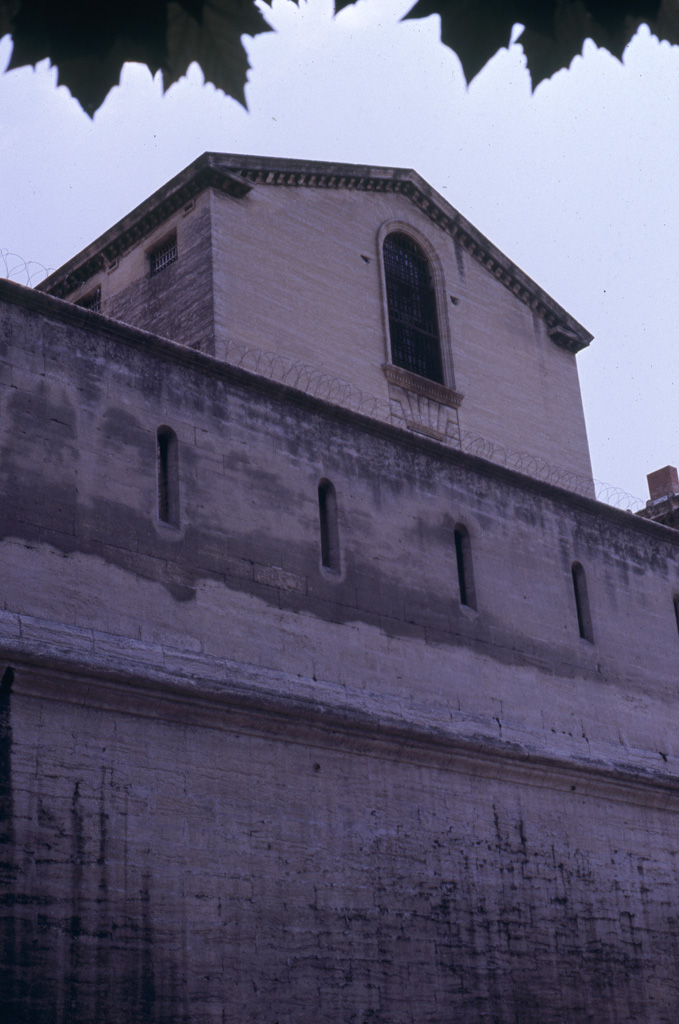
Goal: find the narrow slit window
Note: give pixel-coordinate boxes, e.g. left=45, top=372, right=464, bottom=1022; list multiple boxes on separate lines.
left=674, top=595, right=679, bottom=636
left=157, top=427, right=179, bottom=527
left=318, top=479, right=340, bottom=572
left=150, top=235, right=177, bottom=276
left=572, top=562, right=593, bottom=641
left=383, top=232, right=444, bottom=384
left=454, top=525, right=476, bottom=610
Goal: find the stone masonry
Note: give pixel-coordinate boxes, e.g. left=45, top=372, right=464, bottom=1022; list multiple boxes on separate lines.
left=1, top=157, right=678, bottom=1023
left=40, top=154, right=595, bottom=491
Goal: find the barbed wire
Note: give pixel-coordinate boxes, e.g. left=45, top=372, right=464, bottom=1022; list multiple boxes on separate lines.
left=219, top=337, right=645, bottom=511
left=220, top=338, right=393, bottom=420
left=42, top=295, right=649, bottom=513
left=0, top=249, right=53, bottom=287
left=455, top=433, right=644, bottom=510
left=592, top=481, right=645, bottom=512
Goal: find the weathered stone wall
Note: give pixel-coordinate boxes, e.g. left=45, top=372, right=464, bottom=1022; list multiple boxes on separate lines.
left=65, top=191, right=215, bottom=355
left=209, top=183, right=594, bottom=485
left=1, top=280, right=679, bottom=1022
left=3, top=665, right=679, bottom=1024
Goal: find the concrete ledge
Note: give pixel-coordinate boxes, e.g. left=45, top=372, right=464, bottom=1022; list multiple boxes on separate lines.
left=3, top=636, right=679, bottom=807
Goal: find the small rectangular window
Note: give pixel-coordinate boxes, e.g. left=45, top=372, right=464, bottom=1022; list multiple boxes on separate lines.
left=77, top=287, right=101, bottom=313
left=150, top=236, right=177, bottom=276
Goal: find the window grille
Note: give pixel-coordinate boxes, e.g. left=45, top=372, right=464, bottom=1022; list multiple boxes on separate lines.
left=77, top=287, right=101, bottom=313
left=384, top=232, right=444, bottom=384
left=150, top=236, right=178, bottom=275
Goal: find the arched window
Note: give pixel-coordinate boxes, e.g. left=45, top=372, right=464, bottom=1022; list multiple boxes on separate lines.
left=383, top=232, right=444, bottom=384
left=673, top=594, right=679, bottom=636
left=572, top=562, right=593, bottom=642
left=157, top=426, right=179, bottom=527
left=454, top=525, right=476, bottom=610
left=318, top=479, right=340, bottom=573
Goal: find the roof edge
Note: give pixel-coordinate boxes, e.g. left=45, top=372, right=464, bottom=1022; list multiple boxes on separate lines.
left=202, top=154, right=593, bottom=351
left=38, top=152, right=592, bottom=350
left=38, top=154, right=251, bottom=298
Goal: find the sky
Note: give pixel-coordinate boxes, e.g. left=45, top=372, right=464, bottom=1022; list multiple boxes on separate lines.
left=1, top=0, right=678, bottom=503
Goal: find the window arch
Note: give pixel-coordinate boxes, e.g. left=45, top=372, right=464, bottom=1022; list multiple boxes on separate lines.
left=318, top=479, right=341, bottom=573
left=454, top=524, right=476, bottom=610
left=383, top=232, right=444, bottom=384
left=572, top=562, right=593, bottom=642
left=157, top=426, right=179, bottom=527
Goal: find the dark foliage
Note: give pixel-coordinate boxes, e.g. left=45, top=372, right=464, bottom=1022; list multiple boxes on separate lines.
left=0, top=0, right=271, bottom=114
left=2, top=0, right=678, bottom=115
left=399, top=1, right=679, bottom=85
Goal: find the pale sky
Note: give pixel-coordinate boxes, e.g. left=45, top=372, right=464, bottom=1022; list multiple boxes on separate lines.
left=1, top=0, right=678, bottom=503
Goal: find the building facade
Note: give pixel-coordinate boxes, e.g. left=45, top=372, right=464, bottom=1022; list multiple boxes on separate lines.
left=41, top=153, right=595, bottom=491
left=1, top=156, right=678, bottom=1023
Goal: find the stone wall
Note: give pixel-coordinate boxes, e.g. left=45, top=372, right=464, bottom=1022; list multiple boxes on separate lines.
left=1, top=280, right=679, bottom=1022
left=209, top=182, right=594, bottom=485
left=3, top=663, right=679, bottom=1024
left=64, top=190, right=215, bottom=355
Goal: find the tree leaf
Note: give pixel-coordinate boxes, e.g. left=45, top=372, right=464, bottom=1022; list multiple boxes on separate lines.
left=399, top=0, right=679, bottom=88
left=164, top=0, right=271, bottom=105
left=404, top=0, right=519, bottom=83
left=3, top=0, right=679, bottom=116
left=518, top=1, right=671, bottom=87
left=7, top=1, right=171, bottom=113
left=3, top=0, right=270, bottom=116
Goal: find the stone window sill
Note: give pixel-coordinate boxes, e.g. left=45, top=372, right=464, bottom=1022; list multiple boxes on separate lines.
left=382, top=364, right=464, bottom=409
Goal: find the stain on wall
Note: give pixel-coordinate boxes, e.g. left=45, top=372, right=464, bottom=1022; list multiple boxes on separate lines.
left=1, top=281, right=679, bottom=1022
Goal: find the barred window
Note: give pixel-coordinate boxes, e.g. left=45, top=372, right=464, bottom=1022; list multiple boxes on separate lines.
left=383, top=232, right=443, bottom=384
left=150, top=235, right=178, bottom=276
left=77, top=287, right=101, bottom=313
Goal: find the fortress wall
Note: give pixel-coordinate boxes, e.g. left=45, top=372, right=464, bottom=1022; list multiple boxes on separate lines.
left=0, top=283, right=676, bottom=734
left=2, top=662, right=679, bottom=1024
left=63, top=190, right=216, bottom=355
left=1, top=281, right=679, bottom=1021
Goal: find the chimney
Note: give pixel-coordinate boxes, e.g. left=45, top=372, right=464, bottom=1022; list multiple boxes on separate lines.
left=647, top=465, right=679, bottom=502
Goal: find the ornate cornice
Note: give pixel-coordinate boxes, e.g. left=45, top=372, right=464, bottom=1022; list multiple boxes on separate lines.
left=38, top=152, right=592, bottom=352
left=228, top=155, right=592, bottom=353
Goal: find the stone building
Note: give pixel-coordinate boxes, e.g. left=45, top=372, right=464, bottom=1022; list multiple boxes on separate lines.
left=1, top=154, right=678, bottom=1024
